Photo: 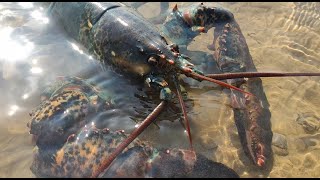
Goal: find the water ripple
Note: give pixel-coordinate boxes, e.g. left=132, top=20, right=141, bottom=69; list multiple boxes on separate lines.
left=284, top=2, right=320, bottom=33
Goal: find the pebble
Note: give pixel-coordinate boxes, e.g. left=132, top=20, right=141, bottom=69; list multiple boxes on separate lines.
left=296, top=113, right=320, bottom=134
left=303, top=153, right=316, bottom=169
left=272, top=132, right=288, bottom=156
left=296, top=133, right=320, bottom=152
left=294, top=138, right=307, bottom=152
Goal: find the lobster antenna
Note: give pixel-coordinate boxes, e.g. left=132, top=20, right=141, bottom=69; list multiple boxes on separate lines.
left=173, top=75, right=193, bottom=150
left=189, top=72, right=254, bottom=96
left=205, top=72, right=320, bottom=80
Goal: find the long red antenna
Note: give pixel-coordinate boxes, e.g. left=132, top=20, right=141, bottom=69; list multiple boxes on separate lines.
left=189, top=72, right=254, bottom=96
left=173, top=75, right=193, bottom=150
left=205, top=72, right=320, bottom=80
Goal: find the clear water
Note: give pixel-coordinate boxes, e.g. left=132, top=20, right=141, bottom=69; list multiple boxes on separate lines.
left=0, top=2, right=319, bottom=178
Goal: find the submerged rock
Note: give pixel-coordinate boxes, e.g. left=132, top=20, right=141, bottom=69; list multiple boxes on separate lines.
left=299, top=134, right=320, bottom=148
left=296, top=113, right=320, bottom=134
left=294, top=133, right=320, bottom=153
left=272, top=132, right=288, bottom=156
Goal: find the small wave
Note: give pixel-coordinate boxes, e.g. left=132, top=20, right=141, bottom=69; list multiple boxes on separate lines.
left=284, top=2, right=320, bottom=33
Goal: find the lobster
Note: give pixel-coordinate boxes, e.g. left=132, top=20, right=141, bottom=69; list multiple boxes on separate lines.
left=28, top=2, right=320, bottom=177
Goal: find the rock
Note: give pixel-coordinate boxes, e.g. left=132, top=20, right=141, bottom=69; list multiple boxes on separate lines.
left=272, top=146, right=289, bottom=156
left=272, top=133, right=288, bottom=149
left=294, top=138, right=307, bottom=152
left=293, top=133, right=320, bottom=154
left=272, top=132, right=288, bottom=156
left=298, top=133, right=320, bottom=149
left=303, top=153, right=316, bottom=169
left=296, top=112, right=320, bottom=134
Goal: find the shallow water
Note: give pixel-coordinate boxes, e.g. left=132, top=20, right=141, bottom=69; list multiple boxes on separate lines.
left=0, top=2, right=319, bottom=178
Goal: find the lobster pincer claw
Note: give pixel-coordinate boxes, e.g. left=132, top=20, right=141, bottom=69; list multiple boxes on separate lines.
left=161, top=5, right=199, bottom=46
left=161, top=3, right=235, bottom=48
left=181, top=3, right=235, bottom=28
